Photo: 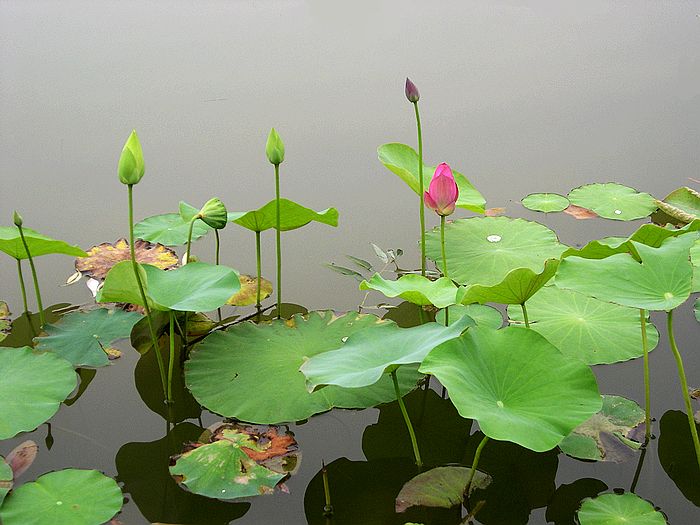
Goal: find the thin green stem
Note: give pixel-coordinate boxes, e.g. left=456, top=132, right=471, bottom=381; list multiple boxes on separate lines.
left=15, top=259, right=29, bottom=314
left=391, top=370, right=422, bottom=467
left=256, top=231, right=262, bottom=310
left=666, top=310, right=700, bottom=470
left=466, top=435, right=489, bottom=493
left=17, top=224, right=45, bottom=327
left=168, top=310, right=175, bottom=402
left=185, top=217, right=197, bottom=264
left=274, top=164, right=282, bottom=319
left=440, top=215, right=448, bottom=278
left=215, top=229, right=222, bottom=322
left=413, top=101, right=426, bottom=277
left=128, top=184, right=169, bottom=401
left=521, top=303, right=530, bottom=328
left=322, top=461, right=333, bottom=516
left=640, top=309, right=651, bottom=441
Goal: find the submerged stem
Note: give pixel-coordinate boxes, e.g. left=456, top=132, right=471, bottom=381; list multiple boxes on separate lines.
left=17, top=223, right=45, bottom=327
left=414, top=101, right=426, bottom=277
left=640, top=309, right=651, bottom=441
left=15, top=258, right=29, bottom=314
left=466, top=435, right=489, bottom=493
left=274, top=164, right=282, bottom=319
left=391, top=369, right=422, bottom=467
left=520, top=303, right=530, bottom=328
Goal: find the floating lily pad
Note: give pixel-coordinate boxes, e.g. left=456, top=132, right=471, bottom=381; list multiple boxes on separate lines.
left=419, top=326, right=602, bottom=452
left=522, top=193, right=570, bottom=213
left=556, top=233, right=696, bottom=311
left=75, top=239, right=178, bottom=281
left=34, top=308, right=142, bottom=367
left=226, top=275, right=273, bottom=306
left=0, top=227, right=86, bottom=260
left=559, top=395, right=644, bottom=462
left=651, top=187, right=700, bottom=226
left=577, top=492, right=666, bottom=525
left=170, top=422, right=299, bottom=499
left=301, top=317, right=471, bottom=391
left=0, top=457, right=11, bottom=506
left=1, top=304, right=71, bottom=348
left=425, top=217, right=566, bottom=286
left=0, top=346, right=77, bottom=439
left=436, top=304, right=503, bottom=329
left=0, top=469, right=123, bottom=525
left=507, top=286, right=659, bottom=365
left=134, top=213, right=213, bottom=246
left=360, top=274, right=461, bottom=309
left=0, top=301, right=10, bottom=342
left=185, top=311, right=423, bottom=424
left=658, top=410, right=700, bottom=506
left=567, top=183, right=657, bottom=221
left=377, top=143, right=486, bottom=213
left=230, top=199, right=338, bottom=232
left=395, top=466, right=491, bottom=513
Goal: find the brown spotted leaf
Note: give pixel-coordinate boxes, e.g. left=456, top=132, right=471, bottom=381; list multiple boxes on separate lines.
left=226, top=275, right=273, bottom=306
left=5, top=440, right=38, bottom=479
left=485, top=207, right=506, bottom=217
left=75, top=239, right=178, bottom=280
left=0, top=301, right=10, bottom=342
left=563, top=204, right=598, bottom=220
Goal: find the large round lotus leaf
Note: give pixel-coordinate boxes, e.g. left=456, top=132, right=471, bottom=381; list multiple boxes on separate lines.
left=0, top=456, right=11, bottom=506
left=556, top=234, right=696, bottom=311
left=658, top=410, right=700, bottom=506
left=436, top=303, right=503, bottom=329
left=0, top=301, right=10, bottom=342
left=360, top=274, right=461, bottom=308
left=34, top=308, right=142, bottom=367
left=425, top=217, right=566, bottom=286
left=559, top=395, right=644, bottom=462
left=507, top=286, right=659, bottom=365
left=567, top=183, right=657, bottom=221
left=226, top=275, right=273, bottom=306
left=522, top=193, right=569, bottom=213
left=134, top=213, right=212, bottom=246
left=230, top=198, right=338, bottom=232
left=185, top=311, right=423, bottom=424
left=458, top=258, right=559, bottom=305
left=300, top=316, right=471, bottom=391
left=419, top=326, right=602, bottom=452
left=377, top=143, right=485, bottom=213
left=577, top=492, right=666, bottom=525
left=0, top=227, right=86, bottom=260
left=0, top=469, right=122, bottom=525
left=75, top=238, right=178, bottom=280
left=0, top=346, right=77, bottom=439
left=651, top=186, right=700, bottom=226
left=395, top=466, right=491, bottom=513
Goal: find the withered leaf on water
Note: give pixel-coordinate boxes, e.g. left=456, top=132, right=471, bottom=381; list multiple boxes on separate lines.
left=75, top=238, right=178, bottom=281
left=563, top=205, right=598, bottom=220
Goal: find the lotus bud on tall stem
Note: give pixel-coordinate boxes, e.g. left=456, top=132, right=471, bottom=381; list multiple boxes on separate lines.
left=266, top=128, right=285, bottom=319
left=391, top=369, right=422, bottom=467
left=14, top=211, right=45, bottom=327
left=406, top=78, right=426, bottom=277
left=640, top=309, right=651, bottom=441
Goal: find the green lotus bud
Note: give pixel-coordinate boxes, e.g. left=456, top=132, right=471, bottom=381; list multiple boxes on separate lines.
left=118, top=130, right=145, bottom=185
left=265, top=128, right=285, bottom=166
left=198, top=198, right=228, bottom=229
left=12, top=210, right=23, bottom=227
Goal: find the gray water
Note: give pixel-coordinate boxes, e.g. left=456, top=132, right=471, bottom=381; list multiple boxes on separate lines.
left=1, top=1, right=699, bottom=523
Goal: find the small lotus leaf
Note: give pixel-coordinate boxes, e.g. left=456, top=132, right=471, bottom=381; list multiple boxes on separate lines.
left=231, top=199, right=338, bottom=232
left=185, top=311, right=423, bottom=424
left=0, top=301, right=10, bottom=342
left=658, top=410, right=700, bottom=506
left=0, top=346, right=77, bottom=439
left=5, top=440, right=38, bottom=479
left=567, top=183, right=657, bottom=221
left=75, top=239, right=178, bottom=280
left=419, top=326, right=602, bottom=452
left=0, top=457, right=11, bottom=506
left=425, top=217, right=566, bottom=286
left=559, top=395, right=644, bottom=462
left=377, top=143, right=486, bottom=213
left=436, top=303, right=503, bottom=329
left=577, top=492, right=666, bottom=525
left=522, top=193, right=570, bottom=213
left=556, top=233, right=696, bottom=311
left=507, top=286, right=659, bottom=365
left=395, top=466, right=491, bottom=513
left=360, top=274, right=462, bottom=308
left=226, top=275, right=273, bottom=306
left=651, top=186, right=700, bottom=226
left=0, top=227, right=86, bottom=260
left=134, top=213, right=212, bottom=246
left=0, top=469, right=123, bottom=525
left=34, top=308, right=142, bottom=367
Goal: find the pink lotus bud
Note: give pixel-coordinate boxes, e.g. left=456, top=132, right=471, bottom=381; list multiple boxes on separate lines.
left=405, top=77, right=420, bottom=103
left=424, top=163, right=459, bottom=216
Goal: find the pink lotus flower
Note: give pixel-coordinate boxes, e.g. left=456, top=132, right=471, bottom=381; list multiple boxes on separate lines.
left=424, top=163, right=459, bottom=216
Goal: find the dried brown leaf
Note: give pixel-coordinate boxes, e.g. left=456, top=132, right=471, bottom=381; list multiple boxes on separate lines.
left=563, top=204, right=598, bottom=220
left=75, top=238, right=178, bottom=280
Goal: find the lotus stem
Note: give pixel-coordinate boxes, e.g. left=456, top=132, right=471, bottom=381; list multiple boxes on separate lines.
left=168, top=310, right=175, bottom=402
left=391, top=369, right=422, bottom=467
left=441, top=215, right=449, bottom=325
left=185, top=217, right=197, bottom=264
left=17, top=223, right=45, bottom=327
left=256, top=230, right=262, bottom=312
left=413, top=101, right=426, bottom=277
left=629, top=443, right=648, bottom=493
left=640, top=309, right=651, bottom=441
left=128, top=184, right=169, bottom=402
left=15, top=258, right=29, bottom=315
left=666, top=310, right=700, bottom=470
left=466, top=435, right=489, bottom=494
left=274, top=164, right=282, bottom=319
left=215, top=229, right=222, bottom=322
left=321, top=460, right=333, bottom=516
left=521, top=302, right=530, bottom=328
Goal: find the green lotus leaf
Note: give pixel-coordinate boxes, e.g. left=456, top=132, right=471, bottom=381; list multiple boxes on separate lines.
left=230, top=199, right=338, bottom=232
left=507, top=286, right=659, bottom=365
left=0, top=346, right=77, bottom=439
left=559, top=395, right=644, bottom=462
left=522, top=193, right=570, bottom=213
left=692, top=238, right=699, bottom=293
left=567, top=183, right=657, bottom=221
left=1, top=304, right=71, bottom=348
left=651, top=186, right=700, bottom=226
left=97, top=261, right=158, bottom=309
left=658, top=410, right=700, bottom=506
left=377, top=143, right=486, bottom=213
left=0, top=301, right=10, bottom=342
left=555, top=233, right=696, bottom=311
left=0, top=469, right=122, bottom=525
left=0, top=456, right=11, bottom=506
left=458, top=258, right=559, bottom=305
left=185, top=311, right=423, bottom=424
left=577, top=492, right=666, bottom=525
left=0, top=227, right=86, bottom=260
left=425, top=217, right=566, bottom=286
left=360, top=274, right=462, bottom=308
left=34, top=308, right=142, bottom=368
left=436, top=303, right=503, bottom=329
left=419, top=326, right=602, bottom=452
left=395, top=466, right=491, bottom=513
left=300, top=316, right=472, bottom=391
left=134, top=213, right=212, bottom=246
